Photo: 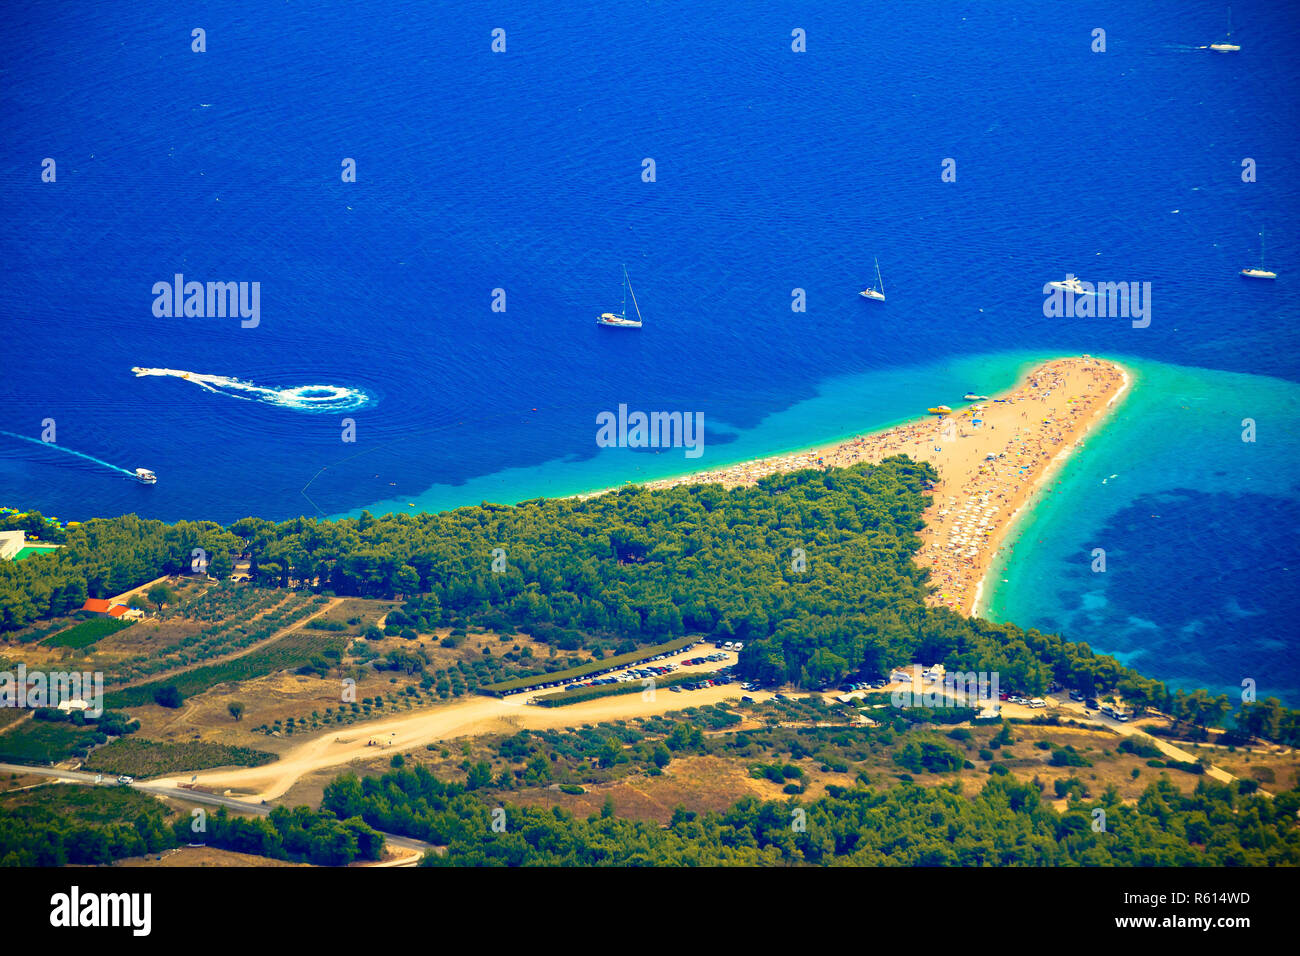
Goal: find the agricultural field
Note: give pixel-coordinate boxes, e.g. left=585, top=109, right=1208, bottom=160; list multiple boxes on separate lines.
left=104, top=624, right=349, bottom=709
left=0, top=719, right=105, bottom=765
left=40, top=616, right=133, bottom=649
left=2, top=580, right=318, bottom=686
left=100, top=588, right=321, bottom=684
left=83, top=738, right=277, bottom=777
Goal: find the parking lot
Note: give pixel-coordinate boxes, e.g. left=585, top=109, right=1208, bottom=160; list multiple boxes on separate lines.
left=508, top=641, right=742, bottom=703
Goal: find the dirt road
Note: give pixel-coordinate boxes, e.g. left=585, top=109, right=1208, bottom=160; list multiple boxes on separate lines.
left=151, top=647, right=762, bottom=801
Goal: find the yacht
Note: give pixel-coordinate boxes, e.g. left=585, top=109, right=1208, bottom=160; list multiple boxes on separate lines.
left=859, top=257, right=886, bottom=301
left=1240, top=232, right=1276, bottom=279
left=1047, top=274, right=1091, bottom=295
left=963, top=393, right=990, bottom=401
left=134, top=468, right=157, bottom=484
left=597, top=265, right=643, bottom=328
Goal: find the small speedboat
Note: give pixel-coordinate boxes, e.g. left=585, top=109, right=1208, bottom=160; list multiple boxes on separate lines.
left=134, top=468, right=157, bottom=484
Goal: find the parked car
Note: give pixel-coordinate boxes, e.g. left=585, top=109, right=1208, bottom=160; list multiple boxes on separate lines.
left=1069, top=690, right=1085, bottom=702
left=1085, top=698, right=1100, bottom=710
left=117, top=775, right=134, bottom=785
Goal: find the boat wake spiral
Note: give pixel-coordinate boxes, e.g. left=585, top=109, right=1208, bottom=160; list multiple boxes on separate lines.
left=131, top=367, right=372, bottom=413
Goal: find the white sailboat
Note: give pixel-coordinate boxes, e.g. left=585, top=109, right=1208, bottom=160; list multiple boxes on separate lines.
left=1240, top=232, right=1277, bottom=279
left=859, top=257, right=886, bottom=301
left=1202, top=7, right=1241, bottom=51
left=597, top=265, right=643, bottom=328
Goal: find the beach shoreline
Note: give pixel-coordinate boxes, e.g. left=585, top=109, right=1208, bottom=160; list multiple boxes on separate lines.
left=573, top=355, right=1131, bottom=619
left=971, top=365, right=1133, bottom=619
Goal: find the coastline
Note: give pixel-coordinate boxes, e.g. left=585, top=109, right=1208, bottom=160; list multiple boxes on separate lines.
left=335, top=352, right=1059, bottom=522
left=970, top=365, right=1133, bottom=618
left=574, top=355, right=1130, bottom=619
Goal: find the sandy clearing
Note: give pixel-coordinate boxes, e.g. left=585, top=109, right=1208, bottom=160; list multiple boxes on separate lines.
left=151, top=661, right=768, bottom=802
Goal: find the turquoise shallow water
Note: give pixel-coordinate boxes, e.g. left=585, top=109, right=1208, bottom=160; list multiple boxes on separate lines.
left=981, top=358, right=1300, bottom=704
left=332, top=350, right=1056, bottom=516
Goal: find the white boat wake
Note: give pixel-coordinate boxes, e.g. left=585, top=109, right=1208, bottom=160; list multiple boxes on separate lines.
left=131, top=367, right=372, bottom=413
left=0, top=430, right=136, bottom=478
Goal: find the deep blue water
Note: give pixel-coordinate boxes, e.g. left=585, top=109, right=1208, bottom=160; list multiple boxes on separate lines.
left=1, top=2, right=1298, bottom=697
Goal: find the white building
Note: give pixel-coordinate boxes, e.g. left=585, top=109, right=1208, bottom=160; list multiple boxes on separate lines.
left=0, top=530, right=25, bottom=560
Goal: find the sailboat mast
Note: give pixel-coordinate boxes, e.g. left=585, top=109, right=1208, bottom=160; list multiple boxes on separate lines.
left=626, top=267, right=643, bottom=323
left=876, top=257, right=884, bottom=295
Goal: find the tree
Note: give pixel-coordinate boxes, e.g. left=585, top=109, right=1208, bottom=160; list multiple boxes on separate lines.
left=465, top=761, right=492, bottom=790
left=152, top=685, right=183, bottom=708
left=146, top=583, right=177, bottom=611
left=228, top=702, right=245, bottom=722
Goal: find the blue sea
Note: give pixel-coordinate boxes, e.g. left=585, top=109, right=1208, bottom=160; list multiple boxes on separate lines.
left=1, top=1, right=1297, bottom=699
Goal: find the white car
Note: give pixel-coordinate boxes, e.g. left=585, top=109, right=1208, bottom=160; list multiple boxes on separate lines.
left=117, top=775, right=134, bottom=785
left=1028, top=698, right=1047, bottom=709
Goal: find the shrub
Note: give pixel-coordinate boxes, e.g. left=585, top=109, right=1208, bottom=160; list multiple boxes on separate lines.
left=152, top=685, right=183, bottom=708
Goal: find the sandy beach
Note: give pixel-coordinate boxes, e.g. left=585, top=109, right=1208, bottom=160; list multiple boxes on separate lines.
left=586, top=356, right=1130, bottom=618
